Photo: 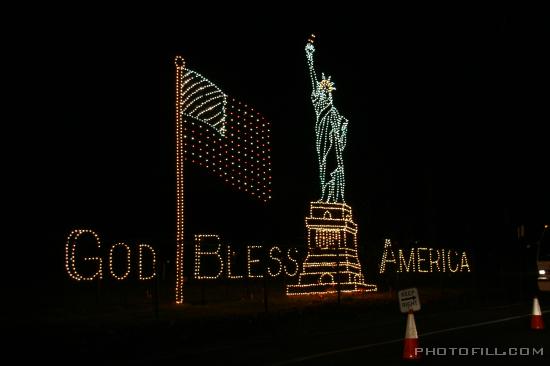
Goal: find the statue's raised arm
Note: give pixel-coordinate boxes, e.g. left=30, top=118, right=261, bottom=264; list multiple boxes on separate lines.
left=305, top=35, right=318, bottom=94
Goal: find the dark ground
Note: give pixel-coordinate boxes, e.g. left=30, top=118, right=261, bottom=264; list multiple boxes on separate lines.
left=8, top=284, right=550, bottom=365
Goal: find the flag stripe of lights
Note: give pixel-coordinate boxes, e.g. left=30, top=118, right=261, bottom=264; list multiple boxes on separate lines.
left=175, top=55, right=273, bottom=303
left=183, top=99, right=272, bottom=201
left=181, top=69, right=227, bottom=135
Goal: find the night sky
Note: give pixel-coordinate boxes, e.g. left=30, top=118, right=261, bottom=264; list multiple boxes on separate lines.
left=10, top=8, right=549, bottom=298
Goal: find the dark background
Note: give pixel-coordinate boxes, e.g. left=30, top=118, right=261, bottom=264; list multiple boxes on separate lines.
left=7, top=6, right=549, bottom=304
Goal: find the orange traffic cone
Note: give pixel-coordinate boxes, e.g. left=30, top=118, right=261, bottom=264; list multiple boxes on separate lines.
left=531, top=297, right=545, bottom=330
left=403, top=309, right=421, bottom=360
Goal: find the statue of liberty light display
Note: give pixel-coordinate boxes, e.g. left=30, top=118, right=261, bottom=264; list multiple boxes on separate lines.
left=306, top=36, right=348, bottom=203
left=287, top=35, right=377, bottom=296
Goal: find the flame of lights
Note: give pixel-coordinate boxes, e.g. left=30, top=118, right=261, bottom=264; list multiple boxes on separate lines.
left=287, top=202, right=377, bottom=295
left=175, top=55, right=273, bottom=303
left=379, top=238, right=472, bottom=273
left=306, top=37, right=348, bottom=203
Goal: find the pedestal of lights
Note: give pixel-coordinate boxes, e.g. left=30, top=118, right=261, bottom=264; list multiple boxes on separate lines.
left=287, top=202, right=377, bottom=295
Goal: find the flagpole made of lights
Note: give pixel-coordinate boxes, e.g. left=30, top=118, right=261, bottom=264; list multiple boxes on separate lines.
left=175, top=55, right=186, bottom=304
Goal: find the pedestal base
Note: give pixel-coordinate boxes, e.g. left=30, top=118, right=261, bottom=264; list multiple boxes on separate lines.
left=287, top=202, right=377, bottom=296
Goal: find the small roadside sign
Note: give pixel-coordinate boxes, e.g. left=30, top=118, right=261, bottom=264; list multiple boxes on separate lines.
left=398, top=287, right=421, bottom=313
